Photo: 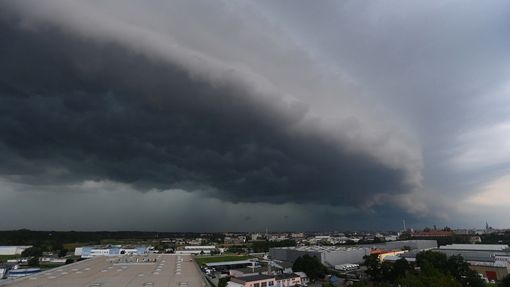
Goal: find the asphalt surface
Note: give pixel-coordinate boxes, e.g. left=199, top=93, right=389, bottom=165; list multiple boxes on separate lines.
left=1, top=254, right=206, bottom=287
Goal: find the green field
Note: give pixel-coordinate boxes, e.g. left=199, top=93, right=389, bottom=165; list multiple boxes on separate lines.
left=195, top=255, right=253, bottom=266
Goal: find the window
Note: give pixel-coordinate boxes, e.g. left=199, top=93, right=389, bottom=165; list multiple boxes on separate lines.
left=269, top=282, right=274, bottom=286
left=261, top=282, right=267, bottom=287
left=254, top=283, right=260, bottom=287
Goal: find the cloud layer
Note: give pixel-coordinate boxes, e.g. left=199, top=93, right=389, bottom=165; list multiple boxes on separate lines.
left=2, top=0, right=509, bottom=230
left=0, top=12, right=414, bottom=207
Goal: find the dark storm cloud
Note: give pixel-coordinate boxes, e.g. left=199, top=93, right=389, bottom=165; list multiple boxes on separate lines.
left=0, top=16, right=407, bottom=207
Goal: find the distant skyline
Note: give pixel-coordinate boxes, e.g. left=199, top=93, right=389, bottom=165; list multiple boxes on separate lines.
left=1, top=0, right=510, bottom=231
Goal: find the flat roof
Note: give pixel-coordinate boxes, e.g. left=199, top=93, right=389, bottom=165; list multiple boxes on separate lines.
left=205, top=260, right=253, bottom=267
left=275, top=274, right=299, bottom=280
left=0, top=254, right=205, bottom=287
left=232, top=274, right=274, bottom=283
left=272, top=246, right=368, bottom=252
left=439, top=244, right=509, bottom=251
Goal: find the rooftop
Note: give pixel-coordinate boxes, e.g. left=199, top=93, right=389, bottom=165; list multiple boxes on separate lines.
left=439, top=244, right=509, bottom=251
left=275, top=273, right=300, bottom=280
left=231, top=274, right=274, bottom=283
left=0, top=254, right=204, bottom=287
left=272, top=246, right=368, bottom=252
left=205, top=260, right=254, bottom=267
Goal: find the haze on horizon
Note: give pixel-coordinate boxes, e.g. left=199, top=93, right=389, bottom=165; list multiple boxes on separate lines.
left=0, top=0, right=509, bottom=232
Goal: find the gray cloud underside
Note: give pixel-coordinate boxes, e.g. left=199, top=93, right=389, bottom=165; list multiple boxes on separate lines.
left=0, top=15, right=408, bottom=207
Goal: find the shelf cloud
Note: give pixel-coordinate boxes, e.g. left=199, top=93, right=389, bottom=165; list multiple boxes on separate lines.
left=4, top=0, right=507, bottom=230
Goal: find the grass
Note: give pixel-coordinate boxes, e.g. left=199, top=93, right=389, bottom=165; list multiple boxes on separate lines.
left=195, top=255, right=253, bottom=266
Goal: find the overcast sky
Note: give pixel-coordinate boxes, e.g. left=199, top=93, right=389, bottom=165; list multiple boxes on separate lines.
left=0, top=0, right=509, bottom=232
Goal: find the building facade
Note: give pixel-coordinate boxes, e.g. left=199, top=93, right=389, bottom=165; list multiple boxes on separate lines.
left=0, top=246, right=32, bottom=256
left=228, top=275, right=276, bottom=287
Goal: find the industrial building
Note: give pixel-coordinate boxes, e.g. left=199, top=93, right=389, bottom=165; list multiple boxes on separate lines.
left=269, top=240, right=437, bottom=266
left=74, top=246, right=149, bottom=258
left=435, top=244, right=510, bottom=265
left=436, top=244, right=510, bottom=281
left=396, top=244, right=510, bottom=281
left=0, top=247, right=32, bottom=256
left=228, top=274, right=276, bottom=287
left=368, top=240, right=437, bottom=251
left=175, top=245, right=217, bottom=255
left=270, top=246, right=370, bottom=266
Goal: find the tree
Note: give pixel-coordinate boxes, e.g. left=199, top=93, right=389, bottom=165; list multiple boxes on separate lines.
left=381, top=261, right=394, bottom=282
left=446, top=255, right=485, bottom=287
left=392, top=258, right=411, bottom=279
left=218, top=277, right=230, bottom=287
left=399, top=272, right=462, bottom=287
left=28, top=257, right=39, bottom=267
left=501, top=274, right=510, bottom=287
left=58, top=248, right=68, bottom=257
left=363, top=254, right=382, bottom=281
left=416, top=250, right=448, bottom=274
left=292, top=255, right=328, bottom=281
left=21, top=247, right=43, bottom=258
left=414, top=251, right=485, bottom=287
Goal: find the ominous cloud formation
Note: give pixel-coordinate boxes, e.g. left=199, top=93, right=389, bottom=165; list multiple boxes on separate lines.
left=0, top=10, right=415, bottom=207
left=1, top=0, right=508, bottom=230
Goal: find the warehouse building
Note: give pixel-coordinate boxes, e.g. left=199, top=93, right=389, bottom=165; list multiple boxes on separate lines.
left=368, top=240, right=437, bottom=251
left=0, top=246, right=32, bottom=256
left=269, top=246, right=371, bottom=266
left=175, top=245, right=217, bottom=255
left=74, top=246, right=149, bottom=258
left=435, top=244, right=510, bottom=264
left=269, top=240, right=437, bottom=266
left=397, top=244, right=510, bottom=281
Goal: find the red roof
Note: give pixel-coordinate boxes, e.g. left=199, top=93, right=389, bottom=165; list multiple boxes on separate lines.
left=370, top=249, right=398, bottom=255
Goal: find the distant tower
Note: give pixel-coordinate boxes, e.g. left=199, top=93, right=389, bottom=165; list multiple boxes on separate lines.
left=266, top=226, right=269, bottom=240
left=403, top=220, right=407, bottom=231
left=486, top=221, right=490, bottom=230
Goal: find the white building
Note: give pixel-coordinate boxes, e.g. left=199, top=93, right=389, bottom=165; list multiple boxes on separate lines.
left=175, top=246, right=216, bottom=255
left=439, top=244, right=509, bottom=251
left=0, top=246, right=32, bottom=256
left=75, top=246, right=148, bottom=258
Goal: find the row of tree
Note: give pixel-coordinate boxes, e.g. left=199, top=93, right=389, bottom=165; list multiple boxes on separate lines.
left=0, top=229, right=222, bottom=246
left=292, top=254, right=328, bottom=281
left=362, top=250, right=488, bottom=287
